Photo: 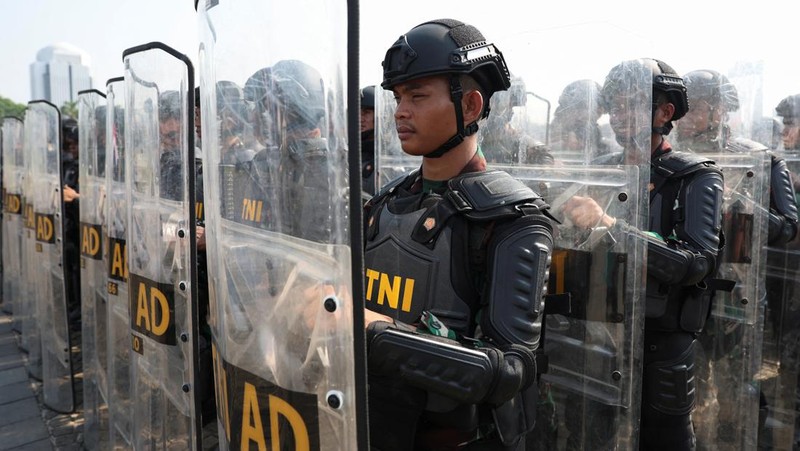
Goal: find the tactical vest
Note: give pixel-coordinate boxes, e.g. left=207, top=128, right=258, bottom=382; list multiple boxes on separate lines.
left=647, top=150, right=727, bottom=332
left=364, top=169, right=552, bottom=336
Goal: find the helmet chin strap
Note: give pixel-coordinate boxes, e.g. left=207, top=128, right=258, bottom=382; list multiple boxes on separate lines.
left=651, top=104, right=674, bottom=136
left=425, top=75, right=479, bottom=159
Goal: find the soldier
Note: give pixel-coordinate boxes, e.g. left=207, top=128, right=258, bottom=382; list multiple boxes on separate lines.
left=480, top=75, right=554, bottom=165
left=565, top=59, right=725, bottom=450
left=61, top=116, right=82, bottom=328
left=364, top=19, right=554, bottom=450
left=549, top=79, right=611, bottom=158
left=243, top=60, right=335, bottom=242
left=776, top=94, right=800, bottom=151
left=680, top=70, right=798, bottom=247
left=157, top=90, right=184, bottom=201
left=676, top=68, right=794, bottom=449
left=361, top=85, right=377, bottom=198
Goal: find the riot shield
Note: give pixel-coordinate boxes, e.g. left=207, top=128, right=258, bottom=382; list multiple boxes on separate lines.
left=760, top=151, right=800, bottom=449
left=105, top=76, right=134, bottom=449
left=479, top=76, right=555, bottom=166
left=198, top=0, right=367, bottom=448
left=2, top=117, right=24, bottom=321
left=488, top=164, right=643, bottom=450
left=27, top=100, right=75, bottom=412
left=123, top=43, right=201, bottom=449
left=20, top=111, right=41, bottom=376
left=78, top=89, right=110, bottom=448
left=472, top=53, right=651, bottom=449
left=687, top=153, right=769, bottom=450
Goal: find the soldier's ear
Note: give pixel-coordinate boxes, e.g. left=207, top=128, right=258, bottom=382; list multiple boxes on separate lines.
left=462, top=89, right=484, bottom=124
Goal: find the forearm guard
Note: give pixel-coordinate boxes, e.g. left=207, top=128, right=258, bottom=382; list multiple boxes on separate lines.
left=769, top=155, right=799, bottom=244
left=367, top=321, right=536, bottom=406
left=769, top=210, right=799, bottom=246
left=646, top=233, right=714, bottom=286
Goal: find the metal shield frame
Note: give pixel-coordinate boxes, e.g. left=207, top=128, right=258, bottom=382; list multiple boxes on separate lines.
left=498, top=163, right=645, bottom=450
left=198, top=0, right=366, bottom=448
left=2, top=117, right=25, bottom=323
left=105, top=75, right=135, bottom=449
left=20, top=107, right=41, bottom=377
left=123, top=42, right=201, bottom=450
left=28, top=99, right=75, bottom=413
left=690, top=153, right=769, bottom=450
left=78, top=88, right=110, bottom=448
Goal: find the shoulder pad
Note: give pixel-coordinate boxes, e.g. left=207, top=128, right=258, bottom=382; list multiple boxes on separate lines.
left=652, top=150, right=718, bottom=179
left=447, top=170, right=542, bottom=212
left=368, top=169, right=419, bottom=204
left=726, top=137, right=769, bottom=153
left=445, top=170, right=553, bottom=222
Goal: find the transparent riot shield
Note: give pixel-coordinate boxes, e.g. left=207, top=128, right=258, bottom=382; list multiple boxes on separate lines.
left=198, top=0, right=366, bottom=448
left=488, top=164, right=642, bottom=450
left=2, top=117, right=24, bottom=321
left=28, top=100, right=75, bottom=412
left=688, top=153, right=769, bottom=450
left=479, top=76, right=556, bottom=166
left=760, top=151, right=800, bottom=449
left=105, top=76, right=134, bottom=449
left=20, top=111, right=41, bottom=376
left=375, top=88, right=418, bottom=188
left=123, top=43, right=201, bottom=449
left=78, top=89, right=110, bottom=447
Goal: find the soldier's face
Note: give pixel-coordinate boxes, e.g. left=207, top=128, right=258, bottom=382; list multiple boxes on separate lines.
left=159, top=117, right=181, bottom=152
left=678, top=100, right=721, bottom=140
left=194, top=106, right=202, bottom=139
left=392, top=75, right=457, bottom=156
left=606, top=92, right=650, bottom=143
left=63, top=139, right=78, bottom=158
left=360, top=108, right=375, bottom=133
left=782, top=119, right=800, bottom=150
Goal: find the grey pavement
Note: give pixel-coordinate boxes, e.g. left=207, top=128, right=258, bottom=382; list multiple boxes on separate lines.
left=0, top=310, right=84, bottom=451
left=0, top=308, right=218, bottom=451
left=0, top=311, right=52, bottom=451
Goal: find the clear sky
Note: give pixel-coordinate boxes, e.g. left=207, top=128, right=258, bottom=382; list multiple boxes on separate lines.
left=1, top=0, right=798, bottom=120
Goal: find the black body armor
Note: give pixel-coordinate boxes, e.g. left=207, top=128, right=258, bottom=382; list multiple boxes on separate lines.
left=644, top=149, right=725, bottom=333
left=364, top=169, right=554, bottom=448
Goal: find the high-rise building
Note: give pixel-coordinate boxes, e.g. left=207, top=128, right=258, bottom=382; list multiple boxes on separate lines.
left=29, top=43, right=92, bottom=110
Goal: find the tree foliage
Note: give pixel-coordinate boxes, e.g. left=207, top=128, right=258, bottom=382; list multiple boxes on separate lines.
left=0, top=95, right=26, bottom=120
left=61, top=100, right=78, bottom=120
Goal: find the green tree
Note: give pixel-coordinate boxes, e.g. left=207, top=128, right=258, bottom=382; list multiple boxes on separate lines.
left=0, top=95, right=26, bottom=120
left=61, top=100, right=78, bottom=119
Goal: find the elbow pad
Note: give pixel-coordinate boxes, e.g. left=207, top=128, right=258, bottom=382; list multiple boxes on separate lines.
left=367, top=321, right=536, bottom=406
left=769, top=157, right=799, bottom=244
left=646, top=235, right=712, bottom=286
left=768, top=211, right=798, bottom=245
left=482, top=215, right=553, bottom=348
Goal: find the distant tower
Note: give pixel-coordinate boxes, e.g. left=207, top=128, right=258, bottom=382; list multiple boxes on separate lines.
left=29, top=43, right=92, bottom=108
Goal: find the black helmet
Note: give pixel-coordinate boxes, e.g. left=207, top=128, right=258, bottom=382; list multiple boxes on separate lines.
left=684, top=69, right=739, bottom=112
left=62, top=116, right=79, bottom=143
left=381, top=19, right=510, bottom=157
left=360, top=85, right=375, bottom=110
left=555, top=79, right=604, bottom=118
left=216, top=80, right=248, bottom=134
left=158, top=90, right=182, bottom=121
left=776, top=94, right=800, bottom=120
left=602, top=58, right=688, bottom=134
left=244, top=60, right=325, bottom=131
left=381, top=18, right=510, bottom=103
